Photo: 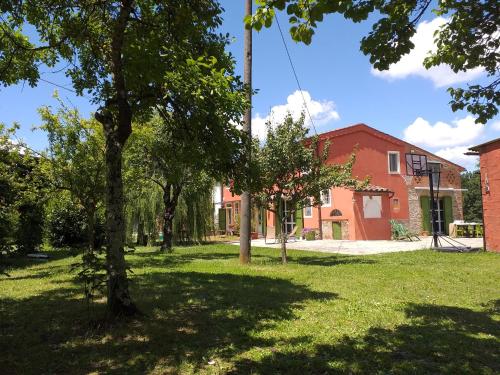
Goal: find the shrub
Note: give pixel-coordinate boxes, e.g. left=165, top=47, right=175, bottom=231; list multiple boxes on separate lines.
left=46, top=198, right=104, bottom=248
left=303, top=228, right=316, bottom=241
left=16, top=202, right=44, bottom=253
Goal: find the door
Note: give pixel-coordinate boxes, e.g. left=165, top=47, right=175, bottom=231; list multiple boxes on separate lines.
left=332, top=222, right=342, bottom=240
left=282, top=199, right=295, bottom=235
left=429, top=198, right=445, bottom=234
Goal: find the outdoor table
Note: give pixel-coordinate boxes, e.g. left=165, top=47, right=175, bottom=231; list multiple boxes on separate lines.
left=449, top=222, right=483, bottom=238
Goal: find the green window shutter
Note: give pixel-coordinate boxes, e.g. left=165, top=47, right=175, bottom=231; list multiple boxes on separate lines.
left=420, top=196, right=431, bottom=233
left=295, top=203, right=303, bottom=237
left=218, top=208, right=226, bottom=231
left=333, top=222, right=342, bottom=240
left=443, top=196, right=453, bottom=235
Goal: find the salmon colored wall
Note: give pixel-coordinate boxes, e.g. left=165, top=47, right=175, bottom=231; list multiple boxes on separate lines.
left=303, top=188, right=356, bottom=239
left=320, top=130, right=409, bottom=221
left=222, top=185, right=240, bottom=203
left=319, top=128, right=463, bottom=223
left=352, top=193, right=392, bottom=240
left=479, top=141, right=500, bottom=252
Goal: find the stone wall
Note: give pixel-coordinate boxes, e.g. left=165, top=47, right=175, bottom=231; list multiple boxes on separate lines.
left=322, top=221, right=332, bottom=239
left=407, top=186, right=423, bottom=234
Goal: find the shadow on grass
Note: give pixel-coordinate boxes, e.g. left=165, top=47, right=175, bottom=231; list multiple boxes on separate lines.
left=232, top=301, right=500, bottom=374
left=131, top=247, right=375, bottom=269
left=0, top=270, right=337, bottom=374
left=287, top=255, right=376, bottom=267
left=1, top=248, right=76, bottom=274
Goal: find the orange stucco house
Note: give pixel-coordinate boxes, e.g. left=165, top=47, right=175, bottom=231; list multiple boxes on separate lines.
left=221, top=124, right=466, bottom=240
left=469, top=138, right=500, bottom=252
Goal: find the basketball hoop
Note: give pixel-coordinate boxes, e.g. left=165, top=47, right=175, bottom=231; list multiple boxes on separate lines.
left=404, top=153, right=472, bottom=252
left=406, top=153, right=428, bottom=176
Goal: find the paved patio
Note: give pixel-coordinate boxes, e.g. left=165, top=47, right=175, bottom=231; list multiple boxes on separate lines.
left=228, top=236, right=484, bottom=255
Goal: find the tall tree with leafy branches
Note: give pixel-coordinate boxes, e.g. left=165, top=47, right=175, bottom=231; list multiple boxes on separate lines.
left=0, top=0, right=234, bottom=315
left=0, top=124, right=47, bottom=264
left=251, top=113, right=365, bottom=263
left=248, top=0, right=499, bottom=124
left=461, top=169, right=483, bottom=223
left=39, top=98, right=106, bottom=253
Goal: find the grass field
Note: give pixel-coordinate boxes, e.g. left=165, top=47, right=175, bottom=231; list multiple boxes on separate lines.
left=1, top=244, right=499, bottom=374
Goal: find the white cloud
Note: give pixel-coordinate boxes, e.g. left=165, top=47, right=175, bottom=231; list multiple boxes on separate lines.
left=435, top=146, right=478, bottom=171
left=491, top=120, right=500, bottom=131
left=403, top=115, right=484, bottom=148
left=372, top=17, right=484, bottom=87
left=252, top=90, right=340, bottom=140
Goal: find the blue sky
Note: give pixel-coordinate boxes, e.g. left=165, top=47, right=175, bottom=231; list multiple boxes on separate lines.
left=1, top=1, right=498, bottom=170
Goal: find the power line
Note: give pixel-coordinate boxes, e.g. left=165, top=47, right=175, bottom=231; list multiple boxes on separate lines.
left=38, top=77, right=91, bottom=100
left=274, top=14, right=318, bottom=135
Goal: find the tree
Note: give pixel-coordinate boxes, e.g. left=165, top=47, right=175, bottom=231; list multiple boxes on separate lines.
left=39, top=100, right=106, bottom=253
left=0, top=124, right=47, bottom=258
left=252, top=113, right=365, bottom=263
left=126, top=54, right=247, bottom=251
left=461, top=169, right=483, bottom=223
left=248, top=0, right=499, bottom=124
left=0, top=0, right=231, bottom=316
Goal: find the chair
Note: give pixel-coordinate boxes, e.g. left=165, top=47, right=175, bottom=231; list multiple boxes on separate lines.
left=456, top=225, right=466, bottom=237
left=390, top=220, right=420, bottom=241
left=275, top=226, right=299, bottom=243
left=474, top=224, right=484, bottom=238
left=287, top=226, right=299, bottom=242
left=467, top=225, right=475, bottom=238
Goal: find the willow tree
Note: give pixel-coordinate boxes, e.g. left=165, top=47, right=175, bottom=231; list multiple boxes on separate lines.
left=127, top=55, right=246, bottom=251
left=0, top=0, right=232, bottom=315
left=249, top=0, right=499, bottom=124
left=252, top=113, right=365, bottom=264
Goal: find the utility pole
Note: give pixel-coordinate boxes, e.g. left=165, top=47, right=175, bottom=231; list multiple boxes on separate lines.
left=239, top=0, right=252, bottom=264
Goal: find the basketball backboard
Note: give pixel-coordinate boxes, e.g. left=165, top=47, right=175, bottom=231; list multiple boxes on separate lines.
left=405, top=153, right=428, bottom=176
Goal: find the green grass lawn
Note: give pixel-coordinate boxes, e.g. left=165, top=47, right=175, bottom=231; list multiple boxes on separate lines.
left=1, top=245, right=499, bottom=374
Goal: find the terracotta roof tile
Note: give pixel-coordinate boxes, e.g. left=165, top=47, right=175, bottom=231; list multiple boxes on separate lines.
left=355, top=184, right=392, bottom=193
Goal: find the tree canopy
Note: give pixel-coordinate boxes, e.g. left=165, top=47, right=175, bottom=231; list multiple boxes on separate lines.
left=249, top=0, right=499, bottom=123
left=0, top=0, right=238, bottom=316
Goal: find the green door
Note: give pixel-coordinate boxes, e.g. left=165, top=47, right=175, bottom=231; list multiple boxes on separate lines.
left=218, top=208, right=226, bottom=231
left=420, top=196, right=431, bottom=233
left=333, top=222, right=342, bottom=240
left=443, top=196, right=453, bottom=235
left=295, top=202, right=303, bottom=238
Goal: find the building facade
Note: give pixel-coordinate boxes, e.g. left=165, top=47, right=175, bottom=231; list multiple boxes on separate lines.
left=222, top=124, right=465, bottom=240
left=469, top=138, right=500, bottom=252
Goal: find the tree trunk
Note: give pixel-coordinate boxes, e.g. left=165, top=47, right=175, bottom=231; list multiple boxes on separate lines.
left=95, top=0, right=136, bottom=317
left=161, top=210, right=174, bottom=252
left=103, top=130, right=137, bottom=316
left=136, top=220, right=146, bottom=246
left=86, top=207, right=96, bottom=253
left=161, top=184, right=181, bottom=252
left=280, top=217, right=287, bottom=264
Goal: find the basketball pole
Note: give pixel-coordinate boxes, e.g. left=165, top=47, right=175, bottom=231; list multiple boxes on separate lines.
left=428, top=168, right=439, bottom=248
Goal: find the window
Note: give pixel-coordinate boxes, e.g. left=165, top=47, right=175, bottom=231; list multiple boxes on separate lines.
left=234, top=202, right=240, bottom=215
left=428, top=162, right=441, bottom=187
left=304, top=198, right=313, bottom=218
left=388, top=151, right=400, bottom=174
left=363, top=195, right=382, bottom=218
left=392, top=198, right=400, bottom=213
left=320, top=189, right=331, bottom=207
